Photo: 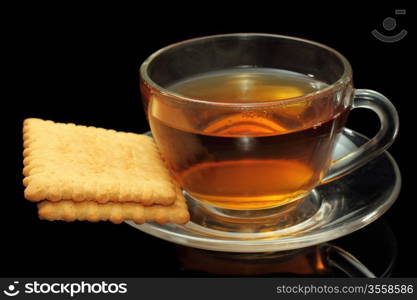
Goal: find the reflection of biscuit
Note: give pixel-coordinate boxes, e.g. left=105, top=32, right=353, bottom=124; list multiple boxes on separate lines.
left=38, top=192, right=190, bottom=224
left=23, top=118, right=176, bottom=205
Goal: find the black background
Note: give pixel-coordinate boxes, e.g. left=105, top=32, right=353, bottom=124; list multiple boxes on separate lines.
left=4, top=3, right=415, bottom=277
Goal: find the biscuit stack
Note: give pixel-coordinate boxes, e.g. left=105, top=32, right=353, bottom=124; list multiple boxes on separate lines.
left=22, top=118, right=190, bottom=224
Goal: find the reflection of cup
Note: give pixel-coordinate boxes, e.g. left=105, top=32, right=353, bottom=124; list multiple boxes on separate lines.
left=176, top=246, right=329, bottom=276
left=175, top=245, right=379, bottom=277
left=175, top=220, right=397, bottom=277
left=140, top=34, right=398, bottom=213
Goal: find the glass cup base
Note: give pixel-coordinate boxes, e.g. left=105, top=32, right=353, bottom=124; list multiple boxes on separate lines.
left=184, top=189, right=321, bottom=234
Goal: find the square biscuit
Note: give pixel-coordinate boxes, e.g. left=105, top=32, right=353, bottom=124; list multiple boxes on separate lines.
left=37, top=191, right=190, bottom=224
left=23, top=118, right=176, bottom=205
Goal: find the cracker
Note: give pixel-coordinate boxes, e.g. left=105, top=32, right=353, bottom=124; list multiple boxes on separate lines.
left=23, top=118, right=176, bottom=205
left=37, top=192, right=190, bottom=224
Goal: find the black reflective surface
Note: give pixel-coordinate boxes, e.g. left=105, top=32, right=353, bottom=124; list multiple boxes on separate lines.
left=4, top=4, right=415, bottom=277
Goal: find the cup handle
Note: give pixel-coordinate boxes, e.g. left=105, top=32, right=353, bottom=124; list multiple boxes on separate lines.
left=321, top=89, right=399, bottom=184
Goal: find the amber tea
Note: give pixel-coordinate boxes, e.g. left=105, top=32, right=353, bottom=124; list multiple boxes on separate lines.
left=149, top=68, right=349, bottom=210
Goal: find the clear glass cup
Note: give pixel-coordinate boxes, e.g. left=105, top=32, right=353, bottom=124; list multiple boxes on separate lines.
left=140, top=33, right=398, bottom=216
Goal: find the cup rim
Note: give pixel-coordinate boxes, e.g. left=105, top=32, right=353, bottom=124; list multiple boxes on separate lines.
left=140, top=33, right=353, bottom=107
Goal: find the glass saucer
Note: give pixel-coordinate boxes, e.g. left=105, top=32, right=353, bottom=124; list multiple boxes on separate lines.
left=125, top=128, right=401, bottom=252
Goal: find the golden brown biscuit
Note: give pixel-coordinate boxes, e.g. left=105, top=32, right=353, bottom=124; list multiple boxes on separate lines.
left=37, top=192, right=190, bottom=224
left=23, top=118, right=176, bottom=205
